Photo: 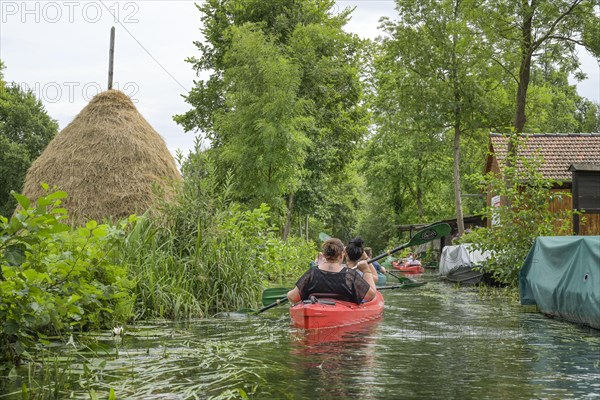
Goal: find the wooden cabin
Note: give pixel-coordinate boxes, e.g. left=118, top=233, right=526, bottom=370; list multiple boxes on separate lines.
left=485, top=133, right=600, bottom=235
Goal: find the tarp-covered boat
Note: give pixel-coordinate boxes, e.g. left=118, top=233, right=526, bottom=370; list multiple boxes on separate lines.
left=439, top=244, right=490, bottom=276
left=520, top=236, right=600, bottom=329
left=289, top=291, right=384, bottom=329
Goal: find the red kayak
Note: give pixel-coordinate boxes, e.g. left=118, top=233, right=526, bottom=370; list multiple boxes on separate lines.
left=392, top=260, right=424, bottom=274
left=289, top=291, right=384, bottom=329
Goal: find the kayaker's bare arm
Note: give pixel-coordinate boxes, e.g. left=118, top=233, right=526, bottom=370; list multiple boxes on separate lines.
left=287, top=287, right=301, bottom=303
left=360, top=251, right=379, bottom=283
left=368, top=263, right=378, bottom=282
left=357, top=260, right=377, bottom=302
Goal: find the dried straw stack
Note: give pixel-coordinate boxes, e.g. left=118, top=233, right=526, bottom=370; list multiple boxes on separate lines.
left=22, top=90, right=181, bottom=224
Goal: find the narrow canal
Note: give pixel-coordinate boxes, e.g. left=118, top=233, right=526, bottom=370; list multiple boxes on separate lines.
left=3, top=271, right=599, bottom=399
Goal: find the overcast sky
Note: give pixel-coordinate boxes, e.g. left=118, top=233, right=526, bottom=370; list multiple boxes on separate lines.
left=1, top=1, right=598, bottom=158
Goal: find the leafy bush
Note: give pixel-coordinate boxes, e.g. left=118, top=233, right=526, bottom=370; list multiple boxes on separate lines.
left=461, top=138, right=576, bottom=286
left=0, top=188, right=134, bottom=363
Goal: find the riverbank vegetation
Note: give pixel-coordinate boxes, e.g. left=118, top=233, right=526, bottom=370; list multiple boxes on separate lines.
left=1, top=183, right=312, bottom=365
left=0, top=189, right=134, bottom=364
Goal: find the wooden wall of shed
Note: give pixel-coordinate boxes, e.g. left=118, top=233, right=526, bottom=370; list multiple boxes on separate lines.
left=578, top=213, right=600, bottom=235
left=547, top=189, right=600, bottom=235
left=549, top=189, right=572, bottom=233
left=483, top=187, right=598, bottom=234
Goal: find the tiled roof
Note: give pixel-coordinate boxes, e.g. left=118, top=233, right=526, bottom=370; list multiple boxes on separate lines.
left=489, top=133, right=600, bottom=181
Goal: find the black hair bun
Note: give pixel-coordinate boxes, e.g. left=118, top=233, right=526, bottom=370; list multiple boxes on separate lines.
left=350, top=237, right=364, bottom=247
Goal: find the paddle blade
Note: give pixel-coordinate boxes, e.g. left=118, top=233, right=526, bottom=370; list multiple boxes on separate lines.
left=377, top=281, right=427, bottom=290
left=407, top=223, right=451, bottom=247
left=318, top=232, right=331, bottom=242
left=386, top=271, right=414, bottom=284
left=369, top=223, right=452, bottom=263
left=399, top=281, right=427, bottom=288
left=262, top=287, right=289, bottom=306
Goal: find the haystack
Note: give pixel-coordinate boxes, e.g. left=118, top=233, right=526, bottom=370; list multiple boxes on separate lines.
left=22, top=90, right=181, bottom=224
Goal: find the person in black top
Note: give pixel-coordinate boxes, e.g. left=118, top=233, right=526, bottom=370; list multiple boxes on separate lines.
left=287, top=238, right=377, bottom=304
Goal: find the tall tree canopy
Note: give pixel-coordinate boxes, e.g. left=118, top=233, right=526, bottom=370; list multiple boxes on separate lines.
left=175, top=1, right=598, bottom=245
left=362, top=0, right=497, bottom=242
left=358, top=0, right=597, bottom=248
left=214, top=24, right=310, bottom=210
left=176, top=0, right=369, bottom=239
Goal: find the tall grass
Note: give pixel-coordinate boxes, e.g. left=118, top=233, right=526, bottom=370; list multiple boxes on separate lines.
left=120, top=218, right=204, bottom=319
left=120, top=149, right=314, bottom=319
left=121, top=216, right=259, bottom=319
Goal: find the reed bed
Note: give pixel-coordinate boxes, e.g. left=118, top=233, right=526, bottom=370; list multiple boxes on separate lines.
left=120, top=205, right=312, bottom=320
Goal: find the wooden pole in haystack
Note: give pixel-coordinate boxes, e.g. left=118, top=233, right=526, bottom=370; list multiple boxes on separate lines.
left=108, top=26, right=115, bottom=90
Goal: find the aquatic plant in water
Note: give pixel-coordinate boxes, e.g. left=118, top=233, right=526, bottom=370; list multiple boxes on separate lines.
left=3, top=322, right=272, bottom=399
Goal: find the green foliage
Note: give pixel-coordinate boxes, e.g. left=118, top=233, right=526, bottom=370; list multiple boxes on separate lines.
left=358, top=0, right=596, bottom=248
left=360, top=0, right=497, bottom=245
left=0, top=136, right=30, bottom=217
left=461, top=136, right=576, bottom=286
left=0, top=63, right=58, bottom=216
left=215, top=24, right=311, bottom=212
left=123, top=147, right=314, bottom=318
left=525, top=65, right=600, bottom=133
left=475, top=0, right=598, bottom=133
left=176, top=1, right=368, bottom=237
left=0, top=189, right=134, bottom=364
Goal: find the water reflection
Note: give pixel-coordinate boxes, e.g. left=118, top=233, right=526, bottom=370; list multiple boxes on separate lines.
left=519, top=312, right=600, bottom=398
left=288, top=321, right=380, bottom=399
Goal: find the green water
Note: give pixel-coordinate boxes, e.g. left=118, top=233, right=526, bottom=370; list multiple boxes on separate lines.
left=2, top=272, right=599, bottom=399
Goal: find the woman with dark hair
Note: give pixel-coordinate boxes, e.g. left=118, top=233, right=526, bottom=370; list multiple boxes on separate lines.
left=287, top=238, right=377, bottom=304
left=345, top=237, right=380, bottom=283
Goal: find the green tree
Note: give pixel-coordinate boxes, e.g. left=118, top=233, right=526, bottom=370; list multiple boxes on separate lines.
left=524, top=59, right=600, bottom=133
left=175, top=0, right=368, bottom=239
left=214, top=24, right=311, bottom=213
left=0, top=62, right=58, bottom=216
left=575, top=98, right=600, bottom=133
left=286, top=21, right=369, bottom=240
left=364, top=0, right=496, bottom=241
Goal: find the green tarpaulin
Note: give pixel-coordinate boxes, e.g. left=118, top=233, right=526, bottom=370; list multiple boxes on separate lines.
left=520, top=236, right=600, bottom=329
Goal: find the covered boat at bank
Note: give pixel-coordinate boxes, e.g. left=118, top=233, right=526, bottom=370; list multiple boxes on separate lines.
left=439, top=244, right=490, bottom=285
left=520, top=236, right=600, bottom=329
